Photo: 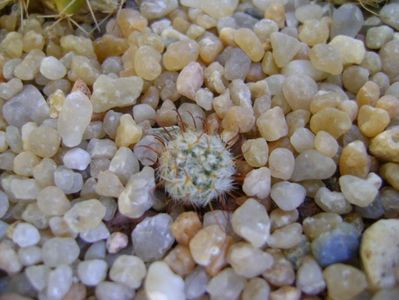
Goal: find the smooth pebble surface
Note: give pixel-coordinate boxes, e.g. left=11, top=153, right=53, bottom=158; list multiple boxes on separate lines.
left=0, top=0, right=398, bottom=299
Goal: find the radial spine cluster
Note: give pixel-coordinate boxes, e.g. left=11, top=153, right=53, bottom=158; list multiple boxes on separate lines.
left=158, top=129, right=235, bottom=206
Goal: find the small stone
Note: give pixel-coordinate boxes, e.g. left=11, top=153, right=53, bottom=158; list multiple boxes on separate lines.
left=339, top=173, right=381, bottom=207
left=291, top=149, right=336, bottom=181
left=163, top=40, right=200, bottom=71
left=42, top=237, right=79, bottom=267
left=60, top=34, right=95, bottom=57
left=2, top=85, right=49, bottom=127
left=25, top=265, right=49, bottom=291
left=0, top=191, right=9, bottom=218
left=331, top=4, right=364, bottom=38
left=329, top=35, right=366, bottom=65
left=257, top=107, right=288, bottom=141
left=57, top=91, right=92, bottom=147
left=14, top=49, right=45, bottom=81
left=54, top=166, right=83, bottom=194
left=376, top=95, right=399, bottom=119
left=182, top=0, right=238, bottom=19
left=0, top=32, right=23, bottom=58
left=118, top=167, right=155, bottom=218
left=63, top=148, right=91, bottom=171
left=303, top=213, right=343, bottom=240
left=170, top=211, right=202, bottom=246
left=243, top=167, right=271, bottom=199
left=270, top=286, right=301, bottom=300
left=164, top=245, right=196, bottom=276
left=46, top=265, right=73, bottom=300
left=91, top=75, right=144, bottom=113
left=13, top=151, right=40, bottom=177
left=95, top=170, right=124, bottom=198
left=268, top=148, right=295, bottom=180
left=268, top=223, right=303, bottom=249
left=271, top=181, right=306, bottom=211
left=87, top=138, right=117, bottom=159
left=234, top=28, right=264, bottom=62
left=366, top=25, right=394, bottom=50
left=134, top=46, right=162, bottom=81
left=176, top=62, right=203, bottom=100
left=242, top=138, right=268, bottom=167
left=40, top=56, right=66, bottom=80
left=380, top=40, right=399, bottom=81
left=314, top=187, right=352, bottom=214
left=309, top=44, right=343, bottom=75
left=80, top=222, right=110, bottom=243
left=314, top=131, right=339, bottom=158
left=189, top=224, right=227, bottom=266
left=140, top=0, right=178, bottom=19
left=339, top=141, right=370, bottom=178
left=380, top=3, right=399, bottom=31
left=10, top=177, right=40, bottom=200
left=290, top=128, right=315, bottom=153
left=64, top=199, right=106, bottom=233
left=369, top=126, right=399, bottom=163
left=206, top=268, right=246, bottom=300
left=0, top=78, right=23, bottom=100
left=0, top=240, right=22, bottom=274
left=145, top=261, right=185, bottom=300
left=310, top=107, right=352, bottom=139
left=227, top=242, right=274, bottom=278
left=296, top=256, right=325, bottom=295
left=311, top=222, right=360, bottom=267
left=361, top=219, right=399, bottom=289
left=299, top=18, right=329, bottom=46
left=195, top=88, right=213, bottom=111
left=110, top=255, right=146, bottom=289
left=343, top=66, right=370, bottom=94
left=132, top=213, right=174, bottom=262
left=77, top=259, right=108, bottom=286
left=224, top=47, right=251, bottom=81
left=283, top=75, right=318, bottom=111
left=184, top=267, right=209, bottom=299
left=96, top=281, right=134, bottom=300
left=324, top=264, right=368, bottom=300
left=270, top=32, right=301, bottom=68
left=12, top=222, right=40, bottom=248
left=106, top=232, right=128, bottom=254
left=380, top=163, right=399, bottom=190
left=27, top=126, right=60, bottom=158
left=63, top=283, right=87, bottom=300
left=242, top=278, right=270, bottom=300
left=222, top=106, right=255, bottom=133
left=231, top=198, right=271, bottom=248
left=18, top=245, right=42, bottom=266
left=358, top=105, right=390, bottom=138
left=37, top=186, right=70, bottom=216
left=109, top=147, right=139, bottom=184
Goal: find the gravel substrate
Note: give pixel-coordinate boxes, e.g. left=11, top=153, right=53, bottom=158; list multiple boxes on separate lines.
left=0, top=0, right=399, bottom=299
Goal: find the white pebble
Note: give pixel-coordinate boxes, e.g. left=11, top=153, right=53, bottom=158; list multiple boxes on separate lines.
left=77, top=259, right=108, bottom=286
left=40, top=56, right=67, bottom=80
left=62, top=148, right=91, bottom=170
left=271, top=181, right=306, bottom=211
left=12, top=222, right=40, bottom=247
left=110, top=255, right=147, bottom=289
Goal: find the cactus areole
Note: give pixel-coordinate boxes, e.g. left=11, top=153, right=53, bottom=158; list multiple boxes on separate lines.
left=158, top=129, right=235, bottom=206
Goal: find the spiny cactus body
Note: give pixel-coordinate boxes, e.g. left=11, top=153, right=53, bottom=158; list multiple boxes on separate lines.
left=158, top=129, right=235, bottom=206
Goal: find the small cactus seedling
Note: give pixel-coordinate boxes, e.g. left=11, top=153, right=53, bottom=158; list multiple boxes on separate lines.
left=158, top=129, right=236, bottom=206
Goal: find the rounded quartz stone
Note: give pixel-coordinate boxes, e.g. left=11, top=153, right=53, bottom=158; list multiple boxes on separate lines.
left=40, top=56, right=67, bottom=80
left=309, top=44, right=343, bottom=75
left=96, top=281, right=134, bottom=300
left=170, top=211, right=202, bottom=246
left=339, top=173, right=381, bottom=207
left=243, top=167, right=271, bottom=199
left=296, top=256, right=326, bottom=295
left=206, top=268, right=246, bottom=300
left=231, top=198, right=271, bottom=248
left=131, top=213, right=174, bottom=262
left=12, top=222, right=40, bottom=247
left=227, top=242, right=274, bottom=278
left=62, top=148, right=91, bottom=171
left=77, top=259, right=108, bottom=286
left=37, top=186, right=71, bottom=216
left=42, top=237, right=80, bottom=267
left=145, top=261, right=185, bottom=300
left=0, top=191, right=9, bottom=218
left=64, top=199, right=106, bottom=233
left=28, top=126, right=61, bottom=158
left=110, top=255, right=146, bottom=289
left=242, top=138, right=268, bottom=167
left=271, top=181, right=306, bottom=211
left=189, top=224, right=227, bottom=266
left=242, top=278, right=270, bottom=300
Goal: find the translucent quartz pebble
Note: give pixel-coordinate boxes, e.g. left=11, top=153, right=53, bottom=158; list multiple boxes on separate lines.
left=231, top=198, right=271, bottom=248
left=40, top=56, right=67, bottom=80
left=90, top=75, right=143, bottom=113
left=96, top=281, right=134, bottom=300
left=206, top=268, right=246, bottom=300
left=131, top=213, right=174, bottom=262
left=331, top=4, right=364, bottom=38
left=77, top=259, right=108, bottom=286
left=145, top=261, right=185, bottom=300
left=63, top=148, right=91, bottom=171
left=181, top=0, right=239, bottom=19
left=361, top=219, right=399, bottom=289
left=63, top=199, right=106, bottom=233
left=291, top=150, right=336, bottom=181
left=110, top=255, right=146, bottom=289
left=380, top=3, right=399, bottom=31
left=46, top=265, right=73, bottom=299
left=118, top=167, right=155, bottom=218
left=42, top=237, right=79, bottom=267
left=270, top=32, right=301, bottom=68
left=57, top=91, right=92, bottom=147
left=2, top=85, right=49, bottom=127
